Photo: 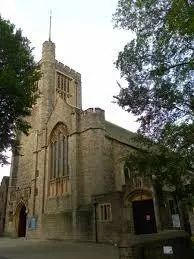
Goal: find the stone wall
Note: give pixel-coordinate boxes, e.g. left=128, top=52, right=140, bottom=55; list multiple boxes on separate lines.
left=0, top=177, right=9, bottom=236
left=118, top=231, right=193, bottom=259
left=92, top=192, right=124, bottom=243
left=78, top=108, right=106, bottom=205
left=42, top=212, right=73, bottom=239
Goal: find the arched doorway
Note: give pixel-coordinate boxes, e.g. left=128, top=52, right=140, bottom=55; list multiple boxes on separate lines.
left=127, top=189, right=157, bottom=235
left=18, top=205, right=27, bottom=237
left=132, top=199, right=157, bottom=234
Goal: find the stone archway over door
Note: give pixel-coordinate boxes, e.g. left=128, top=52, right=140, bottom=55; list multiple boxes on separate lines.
left=18, top=205, right=27, bottom=237
left=125, top=189, right=157, bottom=235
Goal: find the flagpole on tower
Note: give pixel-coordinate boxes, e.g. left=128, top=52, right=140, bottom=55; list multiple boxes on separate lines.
left=49, top=9, right=52, bottom=41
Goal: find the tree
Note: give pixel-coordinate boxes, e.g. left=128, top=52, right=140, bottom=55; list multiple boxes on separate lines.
left=113, top=1, right=194, bottom=212
left=0, top=17, right=41, bottom=165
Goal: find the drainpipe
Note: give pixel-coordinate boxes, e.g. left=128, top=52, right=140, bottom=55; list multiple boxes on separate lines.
left=152, top=176, right=162, bottom=231
left=32, top=131, right=38, bottom=215
left=42, top=127, right=47, bottom=214
left=93, top=201, right=98, bottom=243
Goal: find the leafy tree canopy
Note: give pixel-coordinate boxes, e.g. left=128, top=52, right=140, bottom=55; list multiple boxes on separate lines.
left=0, top=17, right=41, bottom=165
left=113, top=0, right=194, bottom=200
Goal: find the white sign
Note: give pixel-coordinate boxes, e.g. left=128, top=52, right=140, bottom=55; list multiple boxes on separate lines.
left=163, top=246, right=173, bottom=255
left=172, top=214, right=181, bottom=228
left=145, top=214, right=151, bottom=221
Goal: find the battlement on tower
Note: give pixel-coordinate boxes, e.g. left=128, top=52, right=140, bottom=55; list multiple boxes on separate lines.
left=79, top=107, right=105, bottom=131
left=81, top=107, right=105, bottom=118
left=55, top=60, right=81, bottom=82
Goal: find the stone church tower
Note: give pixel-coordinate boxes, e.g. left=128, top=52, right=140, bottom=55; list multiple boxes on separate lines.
left=5, top=40, right=177, bottom=241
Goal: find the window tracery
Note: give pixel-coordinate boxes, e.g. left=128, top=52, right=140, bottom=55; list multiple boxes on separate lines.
left=56, top=72, right=71, bottom=101
left=49, top=123, right=69, bottom=197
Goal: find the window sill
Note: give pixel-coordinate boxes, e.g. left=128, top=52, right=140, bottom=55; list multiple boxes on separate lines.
left=98, top=220, right=112, bottom=223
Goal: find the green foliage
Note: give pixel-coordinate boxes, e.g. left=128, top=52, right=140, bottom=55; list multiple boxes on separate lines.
left=113, top=0, right=194, bottom=200
left=166, top=0, right=194, bottom=36
left=0, top=17, right=41, bottom=165
left=125, top=141, right=194, bottom=200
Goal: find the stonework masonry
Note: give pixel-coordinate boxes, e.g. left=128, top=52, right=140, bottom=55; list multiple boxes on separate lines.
left=4, top=40, right=182, bottom=242
left=0, top=176, right=9, bottom=235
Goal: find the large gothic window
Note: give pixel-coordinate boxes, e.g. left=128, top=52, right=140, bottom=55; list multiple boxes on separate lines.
left=49, top=123, right=69, bottom=197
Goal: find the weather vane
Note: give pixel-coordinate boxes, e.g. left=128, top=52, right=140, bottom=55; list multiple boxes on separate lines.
left=49, top=9, right=52, bottom=41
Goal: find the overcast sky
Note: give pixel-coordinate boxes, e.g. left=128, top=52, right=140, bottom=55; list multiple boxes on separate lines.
left=0, top=0, right=138, bottom=181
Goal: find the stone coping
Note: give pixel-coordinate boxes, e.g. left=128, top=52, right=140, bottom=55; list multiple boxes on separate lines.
left=118, top=230, right=189, bottom=247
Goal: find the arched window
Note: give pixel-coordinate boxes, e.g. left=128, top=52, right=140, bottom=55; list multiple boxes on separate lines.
left=123, top=164, right=131, bottom=185
left=56, top=72, right=71, bottom=101
left=49, top=123, right=69, bottom=197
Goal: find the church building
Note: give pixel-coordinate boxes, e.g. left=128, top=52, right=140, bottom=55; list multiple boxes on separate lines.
left=5, top=40, right=179, bottom=242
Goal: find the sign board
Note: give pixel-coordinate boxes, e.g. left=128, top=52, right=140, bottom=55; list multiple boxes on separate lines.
left=145, top=214, right=151, bottom=221
left=26, top=216, right=37, bottom=229
left=172, top=214, right=181, bottom=228
left=27, top=216, right=31, bottom=229
left=31, top=216, right=37, bottom=229
left=163, top=246, right=173, bottom=255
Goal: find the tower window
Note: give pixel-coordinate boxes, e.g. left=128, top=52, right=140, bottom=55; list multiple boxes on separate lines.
left=56, top=72, right=71, bottom=100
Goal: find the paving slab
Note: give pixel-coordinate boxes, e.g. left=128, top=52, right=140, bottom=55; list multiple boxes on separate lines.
left=0, top=238, right=118, bottom=259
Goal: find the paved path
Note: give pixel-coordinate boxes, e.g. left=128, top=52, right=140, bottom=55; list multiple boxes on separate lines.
left=0, top=238, right=118, bottom=259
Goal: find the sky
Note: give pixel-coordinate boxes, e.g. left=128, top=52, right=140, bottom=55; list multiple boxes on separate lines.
left=0, top=0, right=138, bottom=181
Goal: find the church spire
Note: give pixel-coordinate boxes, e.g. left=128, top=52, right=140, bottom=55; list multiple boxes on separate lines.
left=49, top=10, right=52, bottom=41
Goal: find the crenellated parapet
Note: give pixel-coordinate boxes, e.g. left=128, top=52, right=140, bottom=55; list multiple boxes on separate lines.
left=81, top=107, right=105, bottom=119
left=79, top=107, right=105, bottom=132
left=55, top=60, right=81, bottom=82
